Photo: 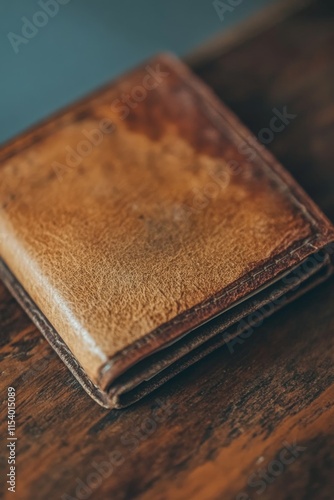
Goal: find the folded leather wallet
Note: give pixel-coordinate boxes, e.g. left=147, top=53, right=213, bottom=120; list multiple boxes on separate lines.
left=0, top=54, right=334, bottom=408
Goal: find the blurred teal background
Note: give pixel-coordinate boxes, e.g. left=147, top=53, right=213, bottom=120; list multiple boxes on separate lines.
left=0, top=0, right=279, bottom=144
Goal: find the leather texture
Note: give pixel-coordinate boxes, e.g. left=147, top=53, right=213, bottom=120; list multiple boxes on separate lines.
left=0, top=54, right=334, bottom=408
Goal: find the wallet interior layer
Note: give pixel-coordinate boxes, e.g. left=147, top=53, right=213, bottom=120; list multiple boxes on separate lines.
left=1, top=251, right=332, bottom=408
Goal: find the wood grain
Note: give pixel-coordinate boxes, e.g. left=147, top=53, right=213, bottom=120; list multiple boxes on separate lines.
left=0, top=0, right=333, bottom=498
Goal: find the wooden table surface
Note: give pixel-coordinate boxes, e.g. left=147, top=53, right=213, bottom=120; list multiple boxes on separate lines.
left=1, top=1, right=333, bottom=498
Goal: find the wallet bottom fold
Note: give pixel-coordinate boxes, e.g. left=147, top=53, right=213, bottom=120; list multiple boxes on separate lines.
left=0, top=251, right=332, bottom=409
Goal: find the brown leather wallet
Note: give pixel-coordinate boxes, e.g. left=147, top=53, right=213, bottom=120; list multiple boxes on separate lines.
left=0, top=54, right=333, bottom=408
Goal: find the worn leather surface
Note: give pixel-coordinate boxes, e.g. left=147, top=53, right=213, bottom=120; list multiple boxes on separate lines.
left=0, top=54, right=333, bottom=408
